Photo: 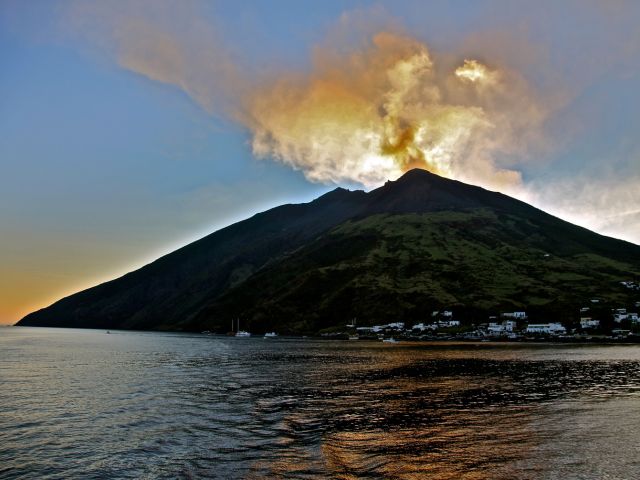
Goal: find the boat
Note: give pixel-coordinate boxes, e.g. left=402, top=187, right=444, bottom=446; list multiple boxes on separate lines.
left=382, top=337, right=397, bottom=343
left=347, top=317, right=358, bottom=340
left=231, top=318, right=251, bottom=337
left=264, top=332, right=278, bottom=338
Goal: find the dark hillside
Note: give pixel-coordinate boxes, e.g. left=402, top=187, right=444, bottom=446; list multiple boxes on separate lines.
left=18, top=169, right=640, bottom=332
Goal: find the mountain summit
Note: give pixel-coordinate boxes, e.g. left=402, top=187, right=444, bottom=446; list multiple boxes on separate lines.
left=17, top=169, right=640, bottom=332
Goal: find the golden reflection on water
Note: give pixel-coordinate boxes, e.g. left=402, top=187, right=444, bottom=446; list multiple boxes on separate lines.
left=244, top=344, right=640, bottom=479
left=321, top=413, right=539, bottom=480
left=246, top=346, right=546, bottom=479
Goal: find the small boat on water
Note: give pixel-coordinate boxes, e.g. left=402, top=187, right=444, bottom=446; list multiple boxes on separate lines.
left=264, top=332, right=278, bottom=338
left=348, top=317, right=358, bottom=340
left=231, top=318, right=251, bottom=337
left=382, top=337, right=397, bottom=343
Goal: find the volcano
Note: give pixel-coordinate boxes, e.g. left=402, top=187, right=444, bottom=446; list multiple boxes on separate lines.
left=17, top=169, right=640, bottom=332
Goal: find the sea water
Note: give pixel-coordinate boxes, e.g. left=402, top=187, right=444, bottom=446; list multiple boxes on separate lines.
left=2, top=327, right=640, bottom=479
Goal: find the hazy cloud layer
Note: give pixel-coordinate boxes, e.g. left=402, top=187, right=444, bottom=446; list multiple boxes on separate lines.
left=528, top=175, right=640, bottom=245
left=64, top=0, right=246, bottom=114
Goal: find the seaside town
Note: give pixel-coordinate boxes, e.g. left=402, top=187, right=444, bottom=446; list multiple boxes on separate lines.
left=320, top=280, right=640, bottom=342
left=210, top=280, right=640, bottom=342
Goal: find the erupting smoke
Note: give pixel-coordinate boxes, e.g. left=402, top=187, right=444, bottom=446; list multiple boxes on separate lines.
left=242, top=32, right=543, bottom=189
left=65, top=2, right=546, bottom=191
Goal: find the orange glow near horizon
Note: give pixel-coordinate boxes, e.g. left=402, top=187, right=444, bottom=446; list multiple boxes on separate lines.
left=0, top=267, right=108, bottom=324
left=0, top=241, right=166, bottom=325
left=0, top=271, right=68, bottom=325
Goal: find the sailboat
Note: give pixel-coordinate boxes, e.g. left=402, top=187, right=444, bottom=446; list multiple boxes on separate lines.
left=348, top=317, right=359, bottom=340
left=234, top=318, right=251, bottom=337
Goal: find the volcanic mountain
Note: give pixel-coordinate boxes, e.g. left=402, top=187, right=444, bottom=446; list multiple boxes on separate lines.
left=17, top=169, right=640, bottom=333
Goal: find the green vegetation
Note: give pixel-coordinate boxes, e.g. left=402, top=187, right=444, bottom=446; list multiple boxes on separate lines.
left=197, top=210, right=639, bottom=333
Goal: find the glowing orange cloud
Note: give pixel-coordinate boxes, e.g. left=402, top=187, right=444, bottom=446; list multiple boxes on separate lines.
left=241, top=32, right=544, bottom=189
left=65, top=2, right=546, bottom=191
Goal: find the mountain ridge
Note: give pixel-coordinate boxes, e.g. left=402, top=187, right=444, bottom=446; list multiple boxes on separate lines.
left=17, top=169, right=640, bottom=332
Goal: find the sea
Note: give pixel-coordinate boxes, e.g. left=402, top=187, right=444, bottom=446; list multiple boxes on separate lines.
left=2, top=327, right=640, bottom=479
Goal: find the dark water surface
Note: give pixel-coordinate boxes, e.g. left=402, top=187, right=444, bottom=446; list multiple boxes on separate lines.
left=2, top=328, right=640, bottom=479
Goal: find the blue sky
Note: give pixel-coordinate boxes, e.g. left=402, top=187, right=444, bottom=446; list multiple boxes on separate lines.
left=1, top=0, right=639, bottom=323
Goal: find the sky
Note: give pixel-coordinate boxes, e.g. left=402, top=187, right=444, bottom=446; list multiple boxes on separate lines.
left=1, top=0, right=640, bottom=324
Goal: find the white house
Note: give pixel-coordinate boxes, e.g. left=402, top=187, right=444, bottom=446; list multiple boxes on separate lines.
left=412, top=322, right=438, bottom=332
left=502, top=311, right=527, bottom=319
left=487, top=320, right=517, bottom=335
left=487, top=322, right=504, bottom=334
left=387, top=322, right=405, bottom=330
left=439, top=320, right=460, bottom=327
left=503, top=320, right=517, bottom=331
left=526, top=323, right=566, bottom=334
left=580, top=317, right=600, bottom=329
left=615, top=310, right=639, bottom=322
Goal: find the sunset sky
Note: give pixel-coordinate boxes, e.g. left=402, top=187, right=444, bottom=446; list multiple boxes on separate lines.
left=2, top=0, right=640, bottom=324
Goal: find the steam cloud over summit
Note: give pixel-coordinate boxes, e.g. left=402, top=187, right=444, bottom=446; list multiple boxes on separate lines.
left=244, top=32, right=544, bottom=189
left=65, top=1, right=545, bottom=191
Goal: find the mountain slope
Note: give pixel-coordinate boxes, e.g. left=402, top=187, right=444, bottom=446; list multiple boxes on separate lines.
left=18, top=187, right=368, bottom=330
left=17, top=169, right=640, bottom=332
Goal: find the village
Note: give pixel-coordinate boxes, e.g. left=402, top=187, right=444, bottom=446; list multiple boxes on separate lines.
left=329, top=281, right=640, bottom=342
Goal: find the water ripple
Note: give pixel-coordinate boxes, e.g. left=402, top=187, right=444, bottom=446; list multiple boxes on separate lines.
left=2, top=330, right=640, bottom=479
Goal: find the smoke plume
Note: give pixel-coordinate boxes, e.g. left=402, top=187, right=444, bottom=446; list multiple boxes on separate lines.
left=64, top=2, right=547, bottom=191
left=243, top=32, right=544, bottom=189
